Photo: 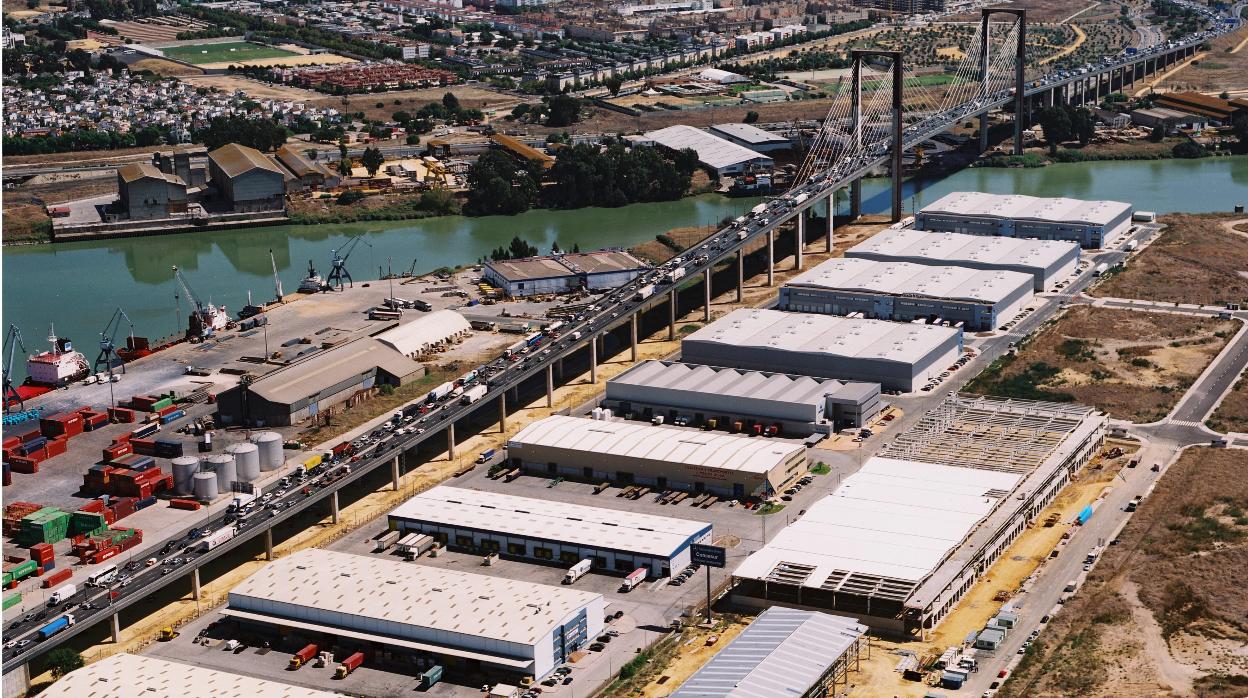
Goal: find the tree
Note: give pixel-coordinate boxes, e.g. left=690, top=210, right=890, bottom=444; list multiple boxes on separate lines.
left=337, top=189, right=364, bottom=205
left=1172, top=141, right=1205, bottom=158
left=1149, top=124, right=1167, bottom=142
left=1232, top=113, right=1248, bottom=144
left=442, top=91, right=460, bottom=112
left=465, top=150, right=538, bottom=215
left=337, top=140, right=352, bottom=176
left=743, top=110, right=760, bottom=124
left=1036, top=105, right=1073, bottom=154
left=392, top=110, right=412, bottom=123
left=551, top=241, right=562, bottom=254
left=605, top=75, right=623, bottom=96
left=195, top=115, right=288, bottom=151
left=544, top=94, right=582, bottom=127
left=46, top=649, right=84, bottom=678
left=361, top=146, right=384, bottom=176
left=489, top=235, right=539, bottom=260
left=1070, top=107, right=1095, bottom=146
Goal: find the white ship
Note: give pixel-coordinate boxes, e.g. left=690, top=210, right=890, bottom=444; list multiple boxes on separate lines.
left=25, top=326, right=90, bottom=386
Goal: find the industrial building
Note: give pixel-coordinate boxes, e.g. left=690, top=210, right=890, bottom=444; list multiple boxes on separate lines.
left=1129, top=106, right=1209, bottom=133
left=215, top=336, right=423, bottom=426
left=605, top=360, right=881, bottom=433
left=681, top=309, right=962, bottom=392
left=374, top=310, right=472, bottom=358
left=779, top=258, right=1034, bottom=332
left=733, top=395, right=1106, bottom=636
left=506, top=414, right=808, bottom=499
left=42, top=653, right=341, bottom=698
left=225, top=549, right=605, bottom=680
left=389, top=485, right=712, bottom=576
left=208, top=143, right=286, bottom=212
left=641, top=125, right=774, bottom=176
left=845, top=227, right=1080, bottom=291
left=116, top=163, right=188, bottom=220
left=483, top=250, right=648, bottom=297
left=1154, top=90, right=1246, bottom=125
left=670, top=607, right=867, bottom=698
left=915, top=191, right=1133, bottom=248
left=708, top=123, right=792, bottom=153
left=276, top=145, right=341, bottom=191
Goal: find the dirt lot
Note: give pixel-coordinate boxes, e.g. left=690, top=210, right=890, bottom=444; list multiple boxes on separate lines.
left=965, top=306, right=1238, bottom=423
left=309, top=84, right=524, bottom=121
left=179, top=74, right=319, bottom=100
left=2, top=172, right=120, bottom=243
left=130, top=57, right=203, bottom=77
left=1207, top=377, right=1248, bottom=434
left=1152, top=25, right=1248, bottom=94
left=1095, top=214, right=1248, bottom=306
left=999, top=447, right=1248, bottom=698
left=946, top=0, right=1107, bottom=23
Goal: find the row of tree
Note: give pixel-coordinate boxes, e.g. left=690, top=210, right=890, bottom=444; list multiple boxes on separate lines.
left=3, top=126, right=168, bottom=155
left=195, top=115, right=289, bottom=152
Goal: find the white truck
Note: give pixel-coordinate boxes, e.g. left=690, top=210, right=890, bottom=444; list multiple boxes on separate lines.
left=563, top=558, right=592, bottom=585
left=198, top=526, right=237, bottom=552
left=1093, top=262, right=1110, bottom=276
left=620, top=567, right=647, bottom=592
left=229, top=491, right=258, bottom=512
left=1124, top=239, right=1139, bottom=252
left=428, top=382, right=455, bottom=402
left=634, top=284, right=655, bottom=301
left=664, top=267, right=686, bottom=284
left=460, top=385, right=488, bottom=405
left=750, top=203, right=767, bottom=217
left=47, top=583, right=77, bottom=607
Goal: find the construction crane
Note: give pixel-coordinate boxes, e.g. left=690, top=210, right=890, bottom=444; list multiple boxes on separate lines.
left=172, top=265, right=228, bottom=340
left=3, top=325, right=27, bottom=413
left=326, top=235, right=372, bottom=292
left=270, top=249, right=284, bottom=303
left=95, top=308, right=136, bottom=374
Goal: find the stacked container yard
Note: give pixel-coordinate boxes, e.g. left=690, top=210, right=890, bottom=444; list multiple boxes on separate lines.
left=18, top=508, right=70, bottom=546
left=253, top=432, right=283, bottom=471
left=3, top=502, right=42, bottom=534
left=3, top=560, right=37, bottom=589
left=29, top=542, right=55, bottom=575
left=72, top=528, right=142, bottom=564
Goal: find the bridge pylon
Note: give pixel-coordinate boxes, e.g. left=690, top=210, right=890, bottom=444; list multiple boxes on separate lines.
left=850, top=49, right=903, bottom=222
left=981, top=9, right=1027, bottom=155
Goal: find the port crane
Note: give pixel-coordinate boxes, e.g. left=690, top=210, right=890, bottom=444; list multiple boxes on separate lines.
left=95, top=308, right=136, bottom=374
left=326, top=235, right=372, bottom=292
left=270, top=249, right=284, bottom=303
left=172, top=265, right=228, bottom=340
left=3, top=325, right=27, bottom=413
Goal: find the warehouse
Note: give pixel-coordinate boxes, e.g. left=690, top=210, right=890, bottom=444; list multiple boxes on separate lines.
left=915, top=191, right=1133, bottom=248
left=208, top=143, right=286, bottom=212
left=643, top=125, right=774, bottom=176
left=215, top=337, right=423, bottom=426
left=670, top=607, right=867, bottom=698
left=374, top=310, right=471, bottom=358
left=389, top=485, right=712, bottom=576
left=779, top=258, right=1034, bottom=332
left=483, top=250, right=648, bottom=297
left=43, top=653, right=340, bottom=697
left=604, top=360, right=881, bottom=434
left=506, top=414, right=807, bottom=499
left=681, top=309, right=962, bottom=392
left=845, top=227, right=1080, bottom=291
left=225, top=549, right=605, bottom=680
left=708, top=123, right=792, bottom=153
left=116, top=163, right=188, bottom=220
left=733, top=395, right=1106, bottom=637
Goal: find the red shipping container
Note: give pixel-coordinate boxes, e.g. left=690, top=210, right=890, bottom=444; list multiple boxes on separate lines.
left=2, top=436, right=19, bottom=450
left=19, top=431, right=43, bottom=444
left=45, top=437, right=68, bottom=459
left=7, top=457, right=38, bottom=474
left=40, top=567, right=72, bottom=588
left=91, top=546, right=120, bottom=564
left=30, top=543, right=54, bottom=564
left=79, top=499, right=105, bottom=514
left=169, top=498, right=201, bottom=511
left=102, top=508, right=117, bottom=525
left=82, top=412, right=109, bottom=430
left=156, top=404, right=178, bottom=417
left=102, top=442, right=132, bottom=461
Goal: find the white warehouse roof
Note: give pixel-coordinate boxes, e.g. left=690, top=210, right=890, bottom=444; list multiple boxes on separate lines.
left=228, top=549, right=601, bottom=648
left=508, top=414, right=804, bottom=476
left=610, top=360, right=876, bottom=407
left=785, top=258, right=1033, bottom=305
left=391, top=485, right=711, bottom=557
left=708, top=122, right=790, bottom=145
left=921, top=191, right=1131, bottom=226
left=848, top=227, right=1079, bottom=271
left=699, top=67, right=749, bottom=83
left=42, top=653, right=339, bottom=698
left=734, top=457, right=1022, bottom=591
left=374, top=309, right=471, bottom=355
left=683, top=308, right=960, bottom=366
left=644, top=125, right=773, bottom=172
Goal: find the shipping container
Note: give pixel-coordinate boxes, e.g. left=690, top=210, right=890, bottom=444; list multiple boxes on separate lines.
left=169, top=498, right=202, bottom=511
left=460, top=385, right=488, bottom=405
left=40, top=567, right=72, bottom=589
left=373, top=529, right=402, bottom=552
left=290, top=643, right=318, bottom=670
left=620, top=567, right=647, bottom=591
left=563, top=559, right=592, bottom=584
left=35, top=614, right=74, bottom=641
left=47, top=583, right=76, bottom=606
left=335, top=652, right=365, bottom=679
left=199, top=527, right=236, bottom=552
left=419, top=665, right=443, bottom=689
left=2, top=593, right=19, bottom=611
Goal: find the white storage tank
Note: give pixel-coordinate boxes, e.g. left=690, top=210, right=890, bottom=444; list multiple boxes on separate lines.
left=252, top=431, right=283, bottom=471
left=228, top=443, right=261, bottom=481
left=192, top=471, right=218, bottom=501
left=205, top=453, right=237, bottom=493
left=171, top=456, right=199, bottom=496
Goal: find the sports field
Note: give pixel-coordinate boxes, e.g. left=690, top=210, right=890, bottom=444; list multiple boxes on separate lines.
left=161, top=41, right=296, bottom=65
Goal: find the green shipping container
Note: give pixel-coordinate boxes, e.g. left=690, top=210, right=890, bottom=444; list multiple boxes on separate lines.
left=2, top=572, right=11, bottom=587
left=20, top=511, right=70, bottom=545
left=10, top=560, right=37, bottom=581
left=3, top=593, right=20, bottom=610
left=70, top=511, right=108, bottom=536
left=150, top=397, right=174, bottom=412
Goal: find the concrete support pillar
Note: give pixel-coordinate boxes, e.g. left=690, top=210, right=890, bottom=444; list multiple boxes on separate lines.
left=447, top=422, right=456, bottom=461
left=111, top=612, right=121, bottom=644
left=668, top=289, right=677, bottom=340
left=794, top=213, right=805, bottom=270
left=330, top=490, right=339, bottom=524
left=191, top=567, right=201, bottom=600
left=391, top=455, right=400, bottom=490
left=264, top=527, right=273, bottom=561
left=979, top=112, right=989, bottom=153
left=766, top=228, right=775, bottom=287
left=849, top=179, right=861, bottom=219
left=630, top=313, right=638, bottom=362
left=498, top=394, right=507, bottom=433
left=703, top=268, right=712, bottom=321
left=825, top=195, right=834, bottom=252
left=735, top=249, right=744, bottom=301
left=555, top=356, right=563, bottom=381
left=589, top=335, right=598, bottom=384
left=546, top=363, right=554, bottom=408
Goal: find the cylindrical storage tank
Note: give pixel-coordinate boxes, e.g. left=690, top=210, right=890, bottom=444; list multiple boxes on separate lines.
left=252, top=432, right=283, bottom=471
left=228, top=443, right=261, bottom=481
left=205, top=453, right=237, bottom=493
left=172, top=457, right=199, bottom=495
left=192, top=472, right=218, bottom=501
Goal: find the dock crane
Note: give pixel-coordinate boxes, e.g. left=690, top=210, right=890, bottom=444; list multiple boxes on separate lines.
left=270, top=249, right=284, bottom=303
left=95, top=308, right=136, bottom=374
left=172, top=265, right=228, bottom=340
left=3, top=325, right=27, bottom=413
left=326, top=235, right=372, bottom=292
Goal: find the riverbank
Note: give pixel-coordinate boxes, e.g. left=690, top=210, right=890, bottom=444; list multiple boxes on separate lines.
left=972, top=138, right=1227, bottom=168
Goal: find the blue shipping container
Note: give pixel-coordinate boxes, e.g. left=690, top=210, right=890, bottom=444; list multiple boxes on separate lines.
left=159, top=410, right=185, bottom=425
left=1077, top=504, right=1093, bottom=524
left=136, top=496, right=158, bottom=510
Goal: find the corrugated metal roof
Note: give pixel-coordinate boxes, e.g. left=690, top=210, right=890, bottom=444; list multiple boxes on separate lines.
left=374, top=310, right=470, bottom=356
left=118, top=162, right=185, bottom=186
left=276, top=145, right=329, bottom=178
left=644, top=125, right=773, bottom=171
left=670, top=607, right=867, bottom=698
left=486, top=251, right=647, bottom=282
left=247, top=337, right=421, bottom=404
left=209, top=142, right=285, bottom=178
left=847, top=228, right=1078, bottom=271
left=709, top=122, right=790, bottom=145
left=42, top=653, right=339, bottom=698
left=610, top=360, right=872, bottom=407
left=920, top=191, right=1131, bottom=227
left=785, top=257, right=1033, bottom=305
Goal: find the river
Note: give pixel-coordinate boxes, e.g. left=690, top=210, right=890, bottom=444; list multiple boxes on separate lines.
left=4, top=156, right=1247, bottom=380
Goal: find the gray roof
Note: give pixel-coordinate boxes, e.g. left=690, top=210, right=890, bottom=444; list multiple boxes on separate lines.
left=644, top=125, right=773, bottom=171
left=920, top=191, right=1132, bottom=227
left=610, top=360, right=874, bottom=407
left=847, top=227, right=1078, bottom=271
left=209, top=142, right=284, bottom=178
left=485, top=251, right=647, bottom=283
left=708, top=122, right=790, bottom=145
left=670, top=607, right=867, bottom=698
left=785, top=257, right=1033, bottom=305
left=247, top=337, right=421, bottom=404
left=42, top=653, right=339, bottom=698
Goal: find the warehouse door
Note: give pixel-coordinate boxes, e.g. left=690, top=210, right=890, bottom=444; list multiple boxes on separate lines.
left=657, top=476, right=667, bottom=490
left=733, top=483, right=745, bottom=499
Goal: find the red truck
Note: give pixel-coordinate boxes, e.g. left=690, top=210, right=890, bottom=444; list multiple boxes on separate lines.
left=289, top=643, right=317, bottom=670
left=335, top=651, right=364, bottom=679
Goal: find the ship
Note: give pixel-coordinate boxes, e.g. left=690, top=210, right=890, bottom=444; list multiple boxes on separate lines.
left=24, top=326, right=89, bottom=389
left=298, top=260, right=325, bottom=294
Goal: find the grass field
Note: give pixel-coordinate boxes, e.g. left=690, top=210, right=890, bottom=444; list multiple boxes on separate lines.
left=162, top=41, right=296, bottom=65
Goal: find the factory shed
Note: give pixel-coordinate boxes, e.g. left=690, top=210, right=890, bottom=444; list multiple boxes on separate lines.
left=506, top=414, right=807, bottom=499
left=208, top=143, right=286, bottom=212
left=779, top=258, right=1034, bottom=331
left=698, top=67, right=749, bottom=84
left=643, top=125, right=774, bottom=176
left=680, top=309, right=962, bottom=392
left=389, top=485, right=712, bottom=576
left=670, top=607, right=867, bottom=698
left=845, top=227, right=1080, bottom=291
left=225, top=549, right=605, bottom=679
left=116, top=163, right=188, bottom=221
left=708, top=123, right=792, bottom=152
left=483, top=250, right=647, bottom=297
left=214, top=337, right=423, bottom=427
left=276, top=145, right=340, bottom=190
left=374, top=310, right=471, bottom=358
left=42, top=653, right=341, bottom=698
left=915, top=191, right=1132, bottom=248
left=604, top=360, right=881, bottom=433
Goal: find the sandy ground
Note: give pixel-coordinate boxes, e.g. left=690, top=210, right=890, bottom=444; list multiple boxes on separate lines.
left=196, top=54, right=356, bottom=70
left=634, top=619, right=752, bottom=698
left=310, top=84, right=526, bottom=121
left=1041, top=24, right=1087, bottom=65
left=129, top=57, right=203, bottom=77
left=179, top=74, right=321, bottom=101
left=1148, top=25, right=1248, bottom=94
